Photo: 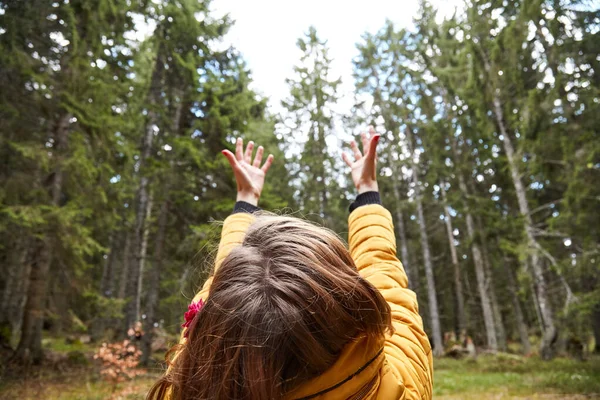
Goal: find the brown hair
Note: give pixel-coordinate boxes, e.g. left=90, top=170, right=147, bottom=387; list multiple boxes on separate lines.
left=147, top=214, right=392, bottom=400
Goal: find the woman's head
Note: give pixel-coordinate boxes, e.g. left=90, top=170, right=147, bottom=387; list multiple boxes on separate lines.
left=148, top=214, right=392, bottom=400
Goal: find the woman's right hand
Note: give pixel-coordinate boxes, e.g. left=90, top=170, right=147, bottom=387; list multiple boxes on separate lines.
left=342, top=127, right=380, bottom=194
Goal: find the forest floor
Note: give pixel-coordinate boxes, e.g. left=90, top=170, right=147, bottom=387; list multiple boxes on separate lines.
left=1, top=341, right=599, bottom=399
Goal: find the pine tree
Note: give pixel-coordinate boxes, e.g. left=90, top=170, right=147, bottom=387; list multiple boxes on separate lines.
left=280, top=26, right=343, bottom=229
left=0, top=0, right=139, bottom=363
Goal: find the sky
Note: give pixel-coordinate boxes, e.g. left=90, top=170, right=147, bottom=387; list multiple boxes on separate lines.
left=210, top=0, right=462, bottom=115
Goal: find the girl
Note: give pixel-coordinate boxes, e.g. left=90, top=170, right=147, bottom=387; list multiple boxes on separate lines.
left=148, top=130, right=433, bottom=399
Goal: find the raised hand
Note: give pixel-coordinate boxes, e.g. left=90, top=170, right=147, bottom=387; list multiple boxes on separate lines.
left=342, top=126, right=380, bottom=194
left=222, top=138, right=274, bottom=206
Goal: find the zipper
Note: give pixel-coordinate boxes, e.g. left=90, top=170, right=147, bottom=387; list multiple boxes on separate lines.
left=347, top=375, right=378, bottom=400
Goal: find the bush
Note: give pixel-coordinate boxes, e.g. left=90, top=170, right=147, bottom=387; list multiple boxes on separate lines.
left=93, top=340, right=145, bottom=394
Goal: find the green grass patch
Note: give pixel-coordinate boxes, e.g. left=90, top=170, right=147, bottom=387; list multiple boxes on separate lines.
left=434, top=354, right=600, bottom=398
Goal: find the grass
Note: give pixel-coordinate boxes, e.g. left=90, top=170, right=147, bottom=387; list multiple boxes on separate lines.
left=434, top=354, right=600, bottom=399
left=42, top=337, right=97, bottom=354
left=1, top=345, right=599, bottom=399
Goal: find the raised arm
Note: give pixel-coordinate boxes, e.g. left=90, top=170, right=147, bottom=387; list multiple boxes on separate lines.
left=190, top=138, right=274, bottom=302
left=342, top=128, right=433, bottom=399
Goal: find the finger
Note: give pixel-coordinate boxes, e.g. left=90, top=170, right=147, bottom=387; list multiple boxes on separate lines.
left=365, top=134, right=380, bottom=166
left=368, top=125, right=376, bottom=137
left=261, top=154, right=274, bottom=173
left=253, top=146, right=264, bottom=168
left=360, top=132, right=369, bottom=154
left=221, top=149, right=238, bottom=169
left=244, top=141, right=254, bottom=164
left=235, top=138, right=244, bottom=161
left=341, top=152, right=352, bottom=167
left=350, top=140, right=362, bottom=160
left=223, top=150, right=248, bottom=190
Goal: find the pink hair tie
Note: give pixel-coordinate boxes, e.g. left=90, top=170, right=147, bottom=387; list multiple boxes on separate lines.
left=182, top=299, right=205, bottom=338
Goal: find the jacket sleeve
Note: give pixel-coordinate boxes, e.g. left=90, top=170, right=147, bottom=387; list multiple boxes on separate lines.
left=190, top=212, right=255, bottom=304
left=348, top=204, right=433, bottom=399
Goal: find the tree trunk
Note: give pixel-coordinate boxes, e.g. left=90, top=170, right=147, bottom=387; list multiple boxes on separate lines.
left=141, top=198, right=169, bottom=365
left=140, top=84, right=181, bottom=363
left=10, top=261, right=31, bottom=346
left=502, top=254, right=532, bottom=355
left=476, top=49, right=558, bottom=358
left=100, top=234, right=117, bottom=298
left=14, top=245, right=51, bottom=363
left=124, top=46, right=164, bottom=334
left=593, top=304, right=600, bottom=354
left=440, top=182, right=467, bottom=335
left=389, top=153, right=418, bottom=292
left=14, top=112, right=71, bottom=364
left=450, top=137, right=497, bottom=351
left=1, top=243, right=30, bottom=346
left=490, top=92, right=557, bottom=359
left=118, top=233, right=131, bottom=300
left=405, top=127, right=443, bottom=356
left=480, top=239, right=507, bottom=351
left=124, top=192, right=153, bottom=333
left=530, top=278, right=545, bottom=336
left=463, top=210, right=497, bottom=351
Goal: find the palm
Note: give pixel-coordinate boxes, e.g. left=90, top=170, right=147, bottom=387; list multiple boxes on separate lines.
left=349, top=157, right=369, bottom=190
left=222, top=138, right=274, bottom=205
left=342, top=128, right=380, bottom=194
left=238, top=161, right=266, bottom=194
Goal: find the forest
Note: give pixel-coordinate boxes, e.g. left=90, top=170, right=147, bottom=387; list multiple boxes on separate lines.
left=0, top=0, right=599, bottom=398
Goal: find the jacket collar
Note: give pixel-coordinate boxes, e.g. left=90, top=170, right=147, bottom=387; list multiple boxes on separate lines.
left=286, top=335, right=385, bottom=400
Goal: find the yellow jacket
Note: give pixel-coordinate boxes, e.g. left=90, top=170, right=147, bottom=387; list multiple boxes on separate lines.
left=189, top=204, right=433, bottom=399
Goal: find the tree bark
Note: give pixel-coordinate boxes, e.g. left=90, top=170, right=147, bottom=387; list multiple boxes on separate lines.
left=440, top=182, right=467, bottom=335
left=141, top=198, right=169, bottom=365
left=15, top=112, right=71, bottom=363
left=490, top=92, right=557, bottom=359
left=502, top=254, right=532, bottom=355
left=405, top=127, right=443, bottom=356
left=450, top=137, right=497, bottom=351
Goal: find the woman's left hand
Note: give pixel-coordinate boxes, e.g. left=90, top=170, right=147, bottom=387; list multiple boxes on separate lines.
left=222, top=138, right=274, bottom=206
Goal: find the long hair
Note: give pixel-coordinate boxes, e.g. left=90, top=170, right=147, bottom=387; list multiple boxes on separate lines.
left=147, top=214, right=392, bottom=400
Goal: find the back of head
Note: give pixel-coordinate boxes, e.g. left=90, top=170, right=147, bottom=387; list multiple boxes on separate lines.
left=148, top=214, right=392, bottom=400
